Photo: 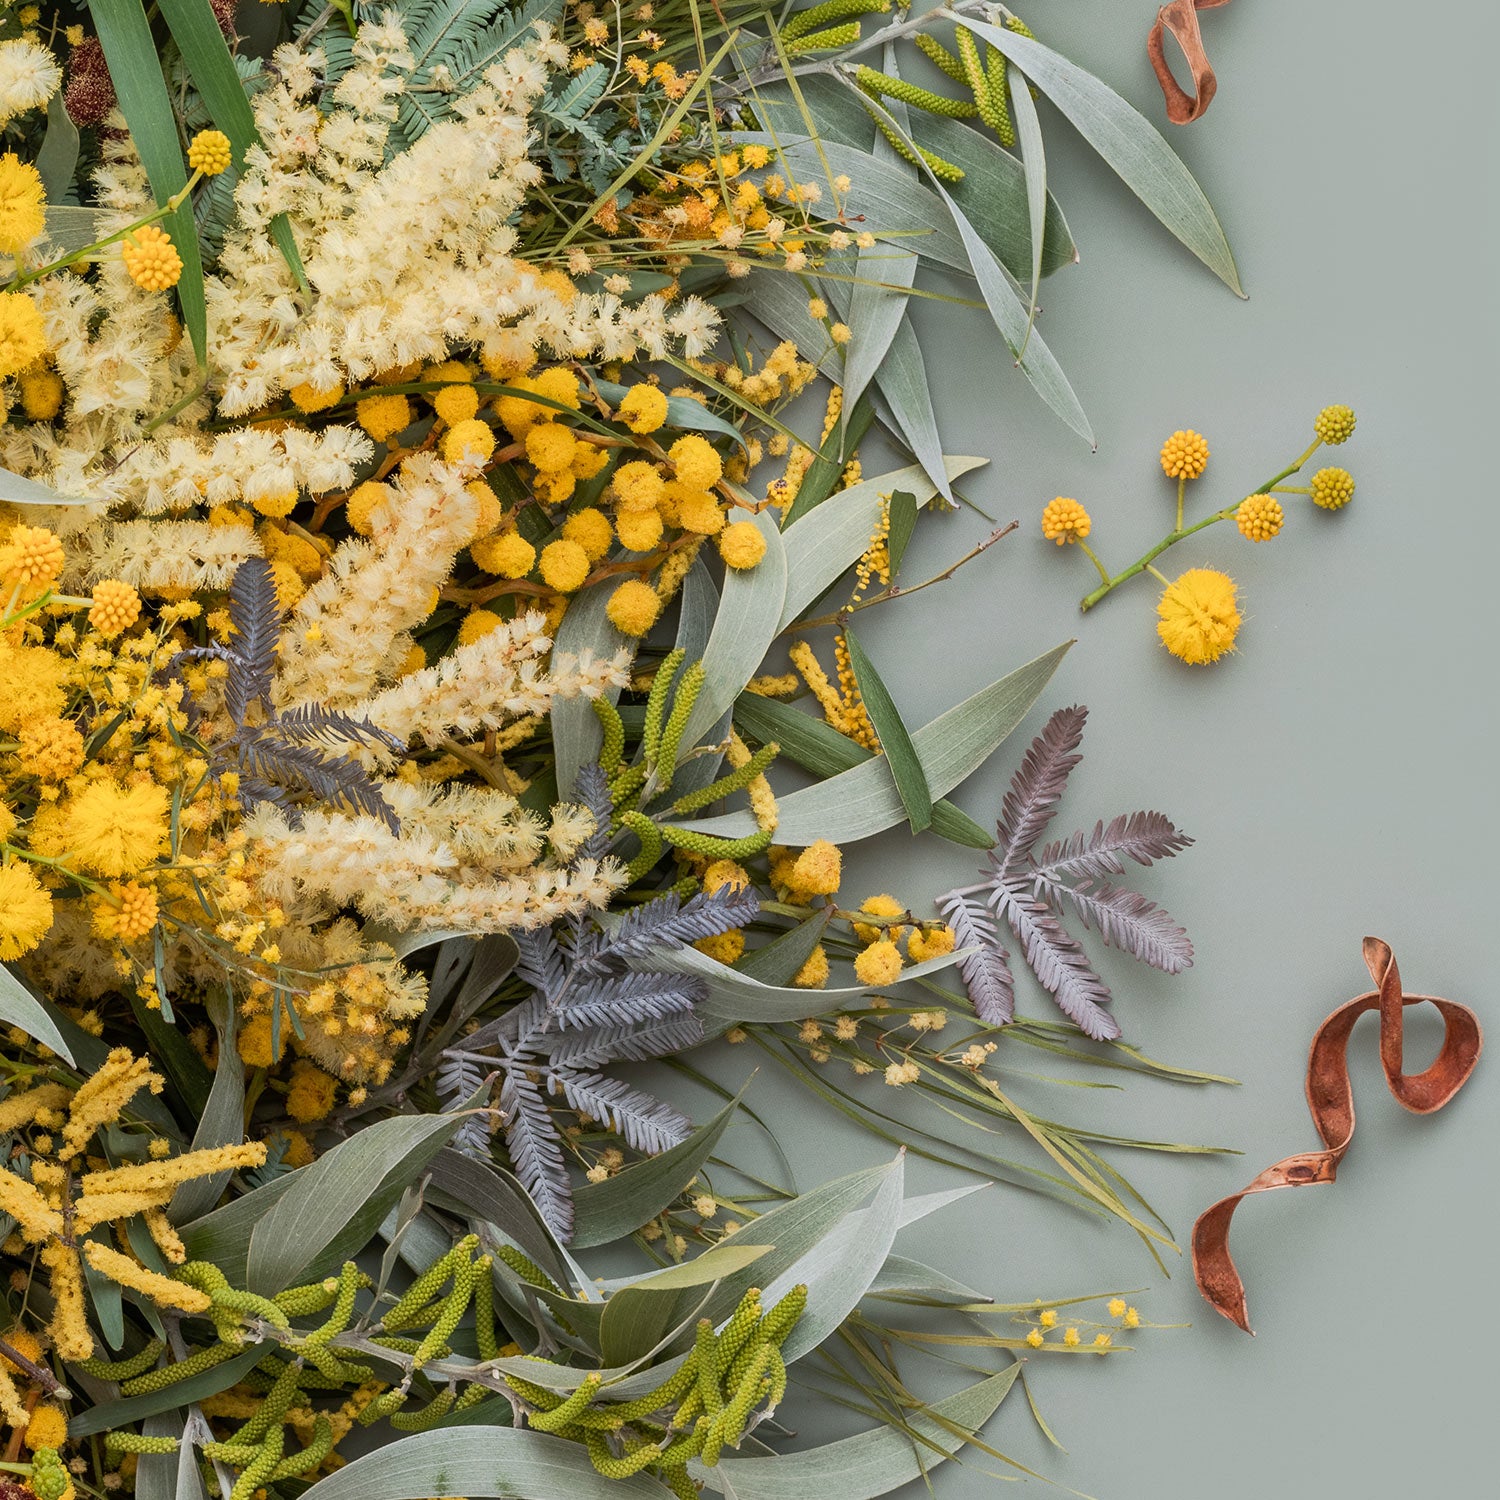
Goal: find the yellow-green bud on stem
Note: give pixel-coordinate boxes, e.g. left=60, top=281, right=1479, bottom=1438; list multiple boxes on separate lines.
left=209, top=1285, right=292, bottom=1331
left=231, top=1357, right=302, bottom=1445
left=985, top=46, right=1016, bottom=146
left=391, top=1387, right=458, bottom=1431
left=298, top=1341, right=370, bottom=1383
left=913, top=32, right=968, bottom=82
left=620, top=810, right=665, bottom=882
left=269, top=1413, right=335, bottom=1479
left=782, top=0, right=888, bottom=40
left=384, top=1236, right=477, bottom=1329
left=787, top=21, right=861, bottom=54
left=671, top=742, right=778, bottom=814
left=610, top=760, right=648, bottom=813
left=655, top=662, right=705, bottom=779
left=759, top=1283, right=808, bottom=1346
left=228, top=1426, right=284, bottom=1500
left=693, top=1319, right=721, bottom=1417
left=592, top=696, right=626, bottom=774
left=120, top=1340, right=237, bottom=1396
left=657, top=822, right=774, bottom=860
left=273, top=1277, right=340, bottom=1317
left=856, top=67, right=978, bottom=118
left=104, top=1431, right=181, bottom=1454
left=473, top=1255, right=498, bottom=1362
left=527, top=1371, right=601, bottom=1433
left=867, top=113, right=966, bottom=182
left=660, top=1464, right=699, bottom=1500
left=412, top=1254, right=476, bottom=1366
left=721, top=1344, right=774, bottom=1448
left=641, top=649, right=686, bottom=764
left=493, top=1243, right=563, bottom=1295
left=305, top=1262, right=363, bottom=1345
left=77, top=1339, right=166, bottom=1381
left=357, top=1386, right=411, bottom=1425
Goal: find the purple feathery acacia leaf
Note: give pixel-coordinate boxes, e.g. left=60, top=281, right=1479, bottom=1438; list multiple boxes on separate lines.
left=1044, top=880, right=1194, bottom=974
left=939, top=891, right=1015, bottom=1025
left=997, top=889, right=1119, bottom=1041
left=1031, top=811, right=1193, bottom=883
left=991, top=704, right=1088, bottom=880
left=501, top=1071, right=573, bottom=1241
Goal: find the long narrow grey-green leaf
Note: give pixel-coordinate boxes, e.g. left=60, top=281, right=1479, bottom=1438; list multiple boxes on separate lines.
left=35, top=90, right=79, bottom=202
left=167, top=997, right=243, bottom=1223
left=0, top=965, right=76, bottom=1063
left=549, top=580, right=631, bottom=798
left=680, top=506, right=787, bottom=748
left=842, top=623, right=932, bottom=834
left=694, top=1368, right=1020, bottom=1499
left=89, top=0, right=208, bottom=364
left=949, top=13, right=1244, bottom=296
left=676, top=641, right=1071, bottom=845
left=1007, top=52, right=1047, bottom=354
left=870, top=313, right=950, bottom=500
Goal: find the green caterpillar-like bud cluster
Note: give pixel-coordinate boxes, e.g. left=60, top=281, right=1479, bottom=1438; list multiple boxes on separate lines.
left=104, top=1431, right=182, bottom=1454
left=76, top=1339, right=166, bottom=1381
left=787, top=21, right=861, bottom=55
left=27, top=1449, right=72, bottom=1500
left=856, top=66, right=978, bottom=119
left=783, top=0, right=889, bottom=40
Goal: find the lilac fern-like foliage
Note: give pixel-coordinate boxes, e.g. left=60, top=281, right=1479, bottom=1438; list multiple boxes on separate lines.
left=437, top=874, right=760, bottom=1240
left=940, top=707, right=1193, bottom=1042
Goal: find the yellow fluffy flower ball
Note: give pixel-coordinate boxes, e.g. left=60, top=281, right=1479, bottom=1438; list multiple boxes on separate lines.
left=1041, top=497, right=1091, bottom=545
left=121, top=225, right=183, bottom=291
left=703, top=859, right=750, bottom=893
left=457, top=609, right=504, bottom=645
left=791, top=945, right=830, bottom=988
left=612, top=459, right=665, bottom=513
left=356, top=392, right=412, bottom=444
left=0, top=862, right=53, bottom=961
left=854, top=938, right=904, bottom=987
left=0, top=152, right=45, bottom=255
left=606, top=578, right=662, bottom=637
left=464, top=480, right=502, bottom=541
left=442, top=418, right=496, bottom=466
left=615, top=506, right=663, bottom=552
left=539, top=538, right=590, bottom=593
left=718, top=520, right=766, bottom=569
left=677, top=490, right=725, bottom=535
left=1310, top=467, right=1355, bottom=511
left=1235, top=494, right=1284, bottom=542
left=432, top=382, right=480, bottom=428
left=789, top=839, right=841, bottom=896
left=18, top=365, right=63, bottom=419
left=91, top=882, right=159, bottom=943
left=1155, top=568, right=1241, bottom=666
left=345, top=480, right=392, bottom=536
left=669, top=435, right=723, bottom=491
left=287, top=1059, right=339, bottom=1123
left=853, top=893, right=906, bottom=946
left=88, top=579, right=141, bottom=637
left=0, top=290, right=47, bottom=380
left=526, top=422, right=578, bottom=474
left=471, top=530, right=536, bottom=579
left=17, top=716, right=84, bottom=782
left=563, top=507, right=613, bottom=562
left=0, top=522, right=64, bottom=594
left=53, top=779, right=171, bottom=877
left=907, top=924, right=956, bottom=963
left=617, top=384, right=668, bottom=434
left=1314, top=404, right=1356, bottom=445
left=695, top=930, right=745, bottom=965
left=0, top=641, right=65, bottom=731
left=1159, top=429, right=1210, bottom=480
left=289, top=381, right=344, bottom=413
left=187, top=129, right=232, bottom=176
left=24, top=1402, right=68, bottom=1452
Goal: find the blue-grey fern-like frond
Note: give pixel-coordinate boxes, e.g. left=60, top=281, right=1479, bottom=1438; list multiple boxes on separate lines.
left=513, top=927, right=566, bottom=1004
left=572, top=763, right=614, bottom=864
left=500, top=1070, right=573, bottom=1241
left=990, top=704, right=1087, bottom=881
left=437, top=1050, right=492, bottom=1156
left=939, top=891, right=1015, bottom=1026
left=546, top=1013, right=704, bottom=1070
left=589, top=887, right=762, bottom=970
left=993, top=887, right=1118, bottom=1041
left=551, top=1071, right=690, bottom=1156
left=234, top=733, right=397, bottom=831
left=549, top=970, right=704, bottom=1030
left=1030, top=812, right=1193, bottom=884
left=225, top=557, right=280, bottom=721
left=1042, top=880, right=1194, bottom=975
left=272, top=703, right=403, bottom=753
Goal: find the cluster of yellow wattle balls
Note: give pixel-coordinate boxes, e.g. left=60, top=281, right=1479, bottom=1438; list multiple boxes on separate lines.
left=1038, top=406, right=1359, bottom=667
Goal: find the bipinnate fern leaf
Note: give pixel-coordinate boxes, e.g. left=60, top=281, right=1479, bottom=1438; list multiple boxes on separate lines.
left=225, top=556, right=280, bottom=721
left=940, top=706, right=1193, bottom=1040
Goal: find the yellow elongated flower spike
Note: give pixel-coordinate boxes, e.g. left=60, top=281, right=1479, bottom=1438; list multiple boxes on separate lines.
left=0, top=1084, right=71, bottom=1134
left=141, top=1206, right=185, bottom=1264
left=41, top=1241, right=92, bottom=1360
left=0, top=1366, right=29, bottom=1427
left=71, top=1189, right=178, bottom=1236
left=82, top=1242, right=212, bottom=1313
left=79, top=1140, right=266, bottom=1197
left=0, top=1167, right=65, bottom=1241
left=58, top=1049, right=161, bottom=1161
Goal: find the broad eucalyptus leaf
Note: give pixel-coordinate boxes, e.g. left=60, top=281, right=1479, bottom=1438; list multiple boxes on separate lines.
left=0, top=964, right=76, bottom=1063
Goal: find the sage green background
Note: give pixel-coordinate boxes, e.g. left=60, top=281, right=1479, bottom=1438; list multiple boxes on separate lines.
left=742, top=1, right=1498, bottom=1494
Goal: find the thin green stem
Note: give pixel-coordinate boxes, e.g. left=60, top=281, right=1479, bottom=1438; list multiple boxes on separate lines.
left=1077, top=541, right=1111, bottom=586
left=1174, top=476, right=1184, bottom=533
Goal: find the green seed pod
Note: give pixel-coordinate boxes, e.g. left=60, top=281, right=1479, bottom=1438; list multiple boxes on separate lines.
left=104, top=1431, right=182, bottom=1454
left=855, top=66, right=978, bottom=119
left=641, top=649, right=686, bottom=764
left=120, top=1340, right=237, bottom=1396
left=272, top=1277, right=340, bottom=1317
left=657, top=822, right=774, bottom=860
left=783, top=0, right=888, bottom=40
left=655, top=661, right=705, bottom=780
left=305, top=1261, right=362, bottom=1346
left=390, top=1387, right=458, bottom=1431
left=412, top=1252, right=476, bottom=1366
left=268, top=1412, right=335, bottom=1479
left=787, top=21, right=861, bottom=54
left=671, top=742, right=778, bottom=814
left=913, top=32, right=968, bottom=83
left=592, top=695, right=626, bottom=775
left=76, top=1339, right=166, bottom=1381
left=620, top=810, right=665, bottom=882
left=526, top=1371, right=601, bottom=1433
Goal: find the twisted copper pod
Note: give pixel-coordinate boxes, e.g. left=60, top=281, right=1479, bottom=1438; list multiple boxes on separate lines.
left=1148, top=0, right=1235, bottom=124
left=1191, top=937, right=1483, bottom=1333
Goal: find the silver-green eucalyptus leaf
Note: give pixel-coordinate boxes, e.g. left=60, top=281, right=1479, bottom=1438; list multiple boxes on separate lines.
left=550, top=580, right=631, bottom=798
left=0, top=965, right=76, bottom=1063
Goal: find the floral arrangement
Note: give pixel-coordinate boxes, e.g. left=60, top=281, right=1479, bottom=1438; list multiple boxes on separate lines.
left=0, top=4, right=1363, bottom=1500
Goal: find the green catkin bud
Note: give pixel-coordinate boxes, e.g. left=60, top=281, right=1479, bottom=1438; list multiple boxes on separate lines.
left=371, top=1333, right=426, bottom=1355
left=453, top=1381, right=489, bottom=1411
left=357, top=1385, right=411, bottom=1425
left=200, top=1440, right=260, bottom=1463
left=584, top=1353, right=699, bottom=1425
left=390, top=1387, right=458, bottom=1431
left=305, top=1262, right=362, bottom=1345
left=657, top=822, right=774, bottom=861
left=672, top=1384, right=703, bottom=1431
left=120, top=1340, right=237, bottom=1396
left=609, top=760, right=648, bottom=813
left=655, top=661, right=705, bottom=779
left=269, top=1413, right=335, bottom=1479
left=228, top=1426, right=284, bottom=1500
left=671, top=743, right=778, bottom=814
left=693, top=1319, right=721, bottom=1417
left=759, top=1283, right=808, bottom=1346
left=104, top=1431, right=181, bottom=1454
left=715, top=1289, right=764, bottom=1369
left=472, top=1256, right=498, bottom=1362
left=173, top=1260, right=230, bottom=1295
left=655, top=1418, right=710, bottom=1466
left=700, top=1408, right=730, bottom=1468
left=208, top=1284, right=292, bottom=1331
left=669, top=874, right=699, bottom=900
left=642, top=649, right=686, bottom=764
left=955, top=23, right=1011, bottom=140
left=1006, top=13, right=1036, bottom=38
left=783, top=0, right=888, bottom=40
left=786, top=21, right=861, bottom=54
left=764, top=1345, right=787, bottom=1408
left=868, top=113, right=966, bottom=182
left=527, top=1371, right=601, bottom=1433
left=855, top=66, right=978, bottom=119
left=985, top=46, right=1016, bottom=147
left=592, top=696, right=626, bottom=775
left=273, top=1277, right=340, bottom=1317
left=297, top=1340, right=370, bottom=1383
left=231, top=1356, right=302, bottom=1445
left=412, top=1254, right=476, bottom=1366
left=914, top=32, right=969, bottom=83
left=77, top=1339, right=167, bottom=1381
left=26, top=1450, right=72, bottom=1500
left=502, top=1372, right=564, bottom=1412
left=721, top=1344, right=774, bottom=1447
left=586, top=1426, right=672, bottom=1478
left=620, top=810, right=665, bottom=882
left=384, top=1236, right=476, bottom=1329
left=660, top=1464, right=699, bottom=1500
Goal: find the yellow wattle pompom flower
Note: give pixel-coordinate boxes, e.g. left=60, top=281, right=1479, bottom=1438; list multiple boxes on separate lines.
left=287, top=1059, right=339, bottom=1123
left=17, top=716, right=85, bottom=781
left=1155, top=568, right=1241, bottom=666
left=718, top=520, right=766, bottom=570
left=853, top=938, right=904, bottom=987
left=187, top=129, right=232, bottom=176
left=526, top=421, right=577, bottom=474
left=0, top=151, right=46, bottom=254
left=853, top=893, right=906, bottom=946
left=1108, top=1297, right=1128, bottom=1318
left=606, top=578, right=662, bottom=637
left=677, top=489, right=726, bottom=535
left=1314, top=404, right=1356, bottom=445
left=356, top=391, right=412, bottom=444
left=88, top=578, right=141, bottom=637
left=92, top=882, right=160, bottom=943
left=907, top=924, right=956, bottom=963
left=0, top=863, right=53, bottom=960
left=269, top=558, right=305, bottom=609
left=1159, top=429, right=1210, bottom=480
left=252, top=488, right=298, bottom=519
left=617, top=383, right=668, bottom=434
left=1310, top=466, right=1355, bottom=511
left=289, top=381, right=344, bottom=413
left=24, top=1402, right=68, bottom=1452
left=792, top=944, right=830, bottom=988
left=563, top=507, right=613, bottom=562
left=669, top=434, right=724, bottom=491
left=19, top=365, right=64, bottom=419
left=612, top=459, right=665, bottom=513
left=236, top=1013, right=277, bottom=1069
left=432, top=382, right=480, bottom=428
left=1041, top=497, right=1091, bottom=545
left=0, top=290, right=47, bottom=379
left=345, top=479, right=392, bottom=536
left=121, top=225, right=183, bottom=291
left=789, top=839, right=841, bottom=897
left=0, top=522, right=64, bottom=593
left=695, top=930, right=745, bottom=965
left=1235, top=494, right=1284, bottom=542
left=538, top=538, right=590, bottom=593
left=442, top=417, right=496, bottom=466
left=55, top=779, right=171, bottom=877
left=464, top=480, right=502, bottom=541
left=0, top=1328, right=43, bottom=1372
left=471, top=529, right=536, bottom=578
left=615, top=506, right=663, bottom=552
left=457, top=609, right=503, bottom=646
left=1025, top=1328, right=1045, bottom=1349
left=703, top=859, right=750, bottom=893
